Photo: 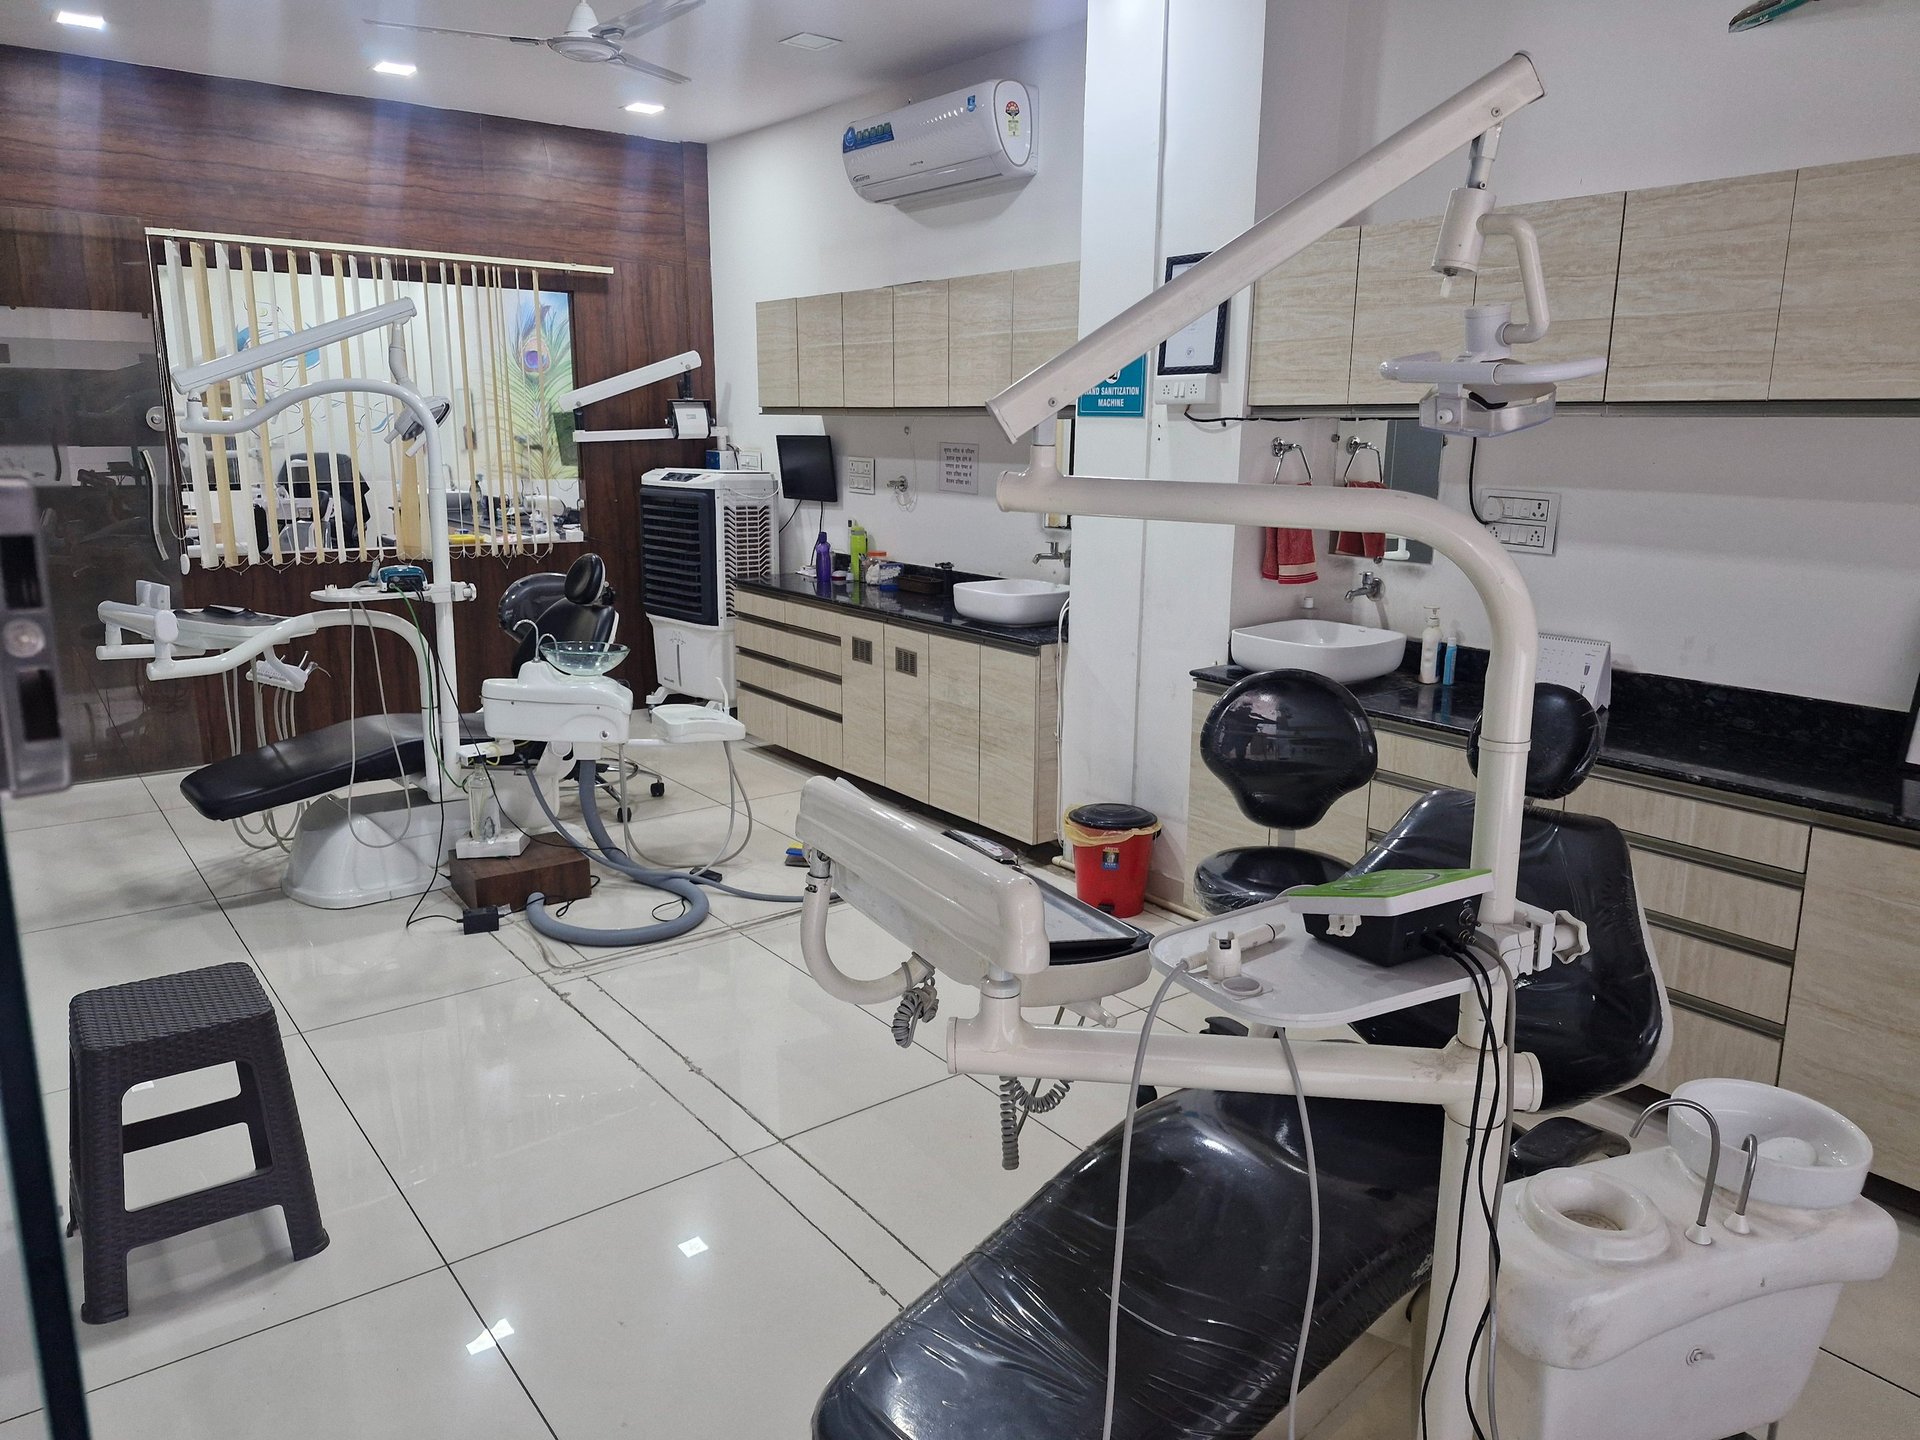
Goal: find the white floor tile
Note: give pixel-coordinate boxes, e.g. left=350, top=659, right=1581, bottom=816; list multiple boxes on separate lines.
left=305, top=975, right=731, bottom=1259
left=642, top=740, right=818, bottom=804
left=745, top=1143, right=939, bottom=1307
left=1777, top=1349, right=1920, bottom=1439
left=6, top=811, right=212, bottom=934
left=1822, top=1207, right=1920, bottom=1396
left=158, top=807, right=295, bottom=902
left=453, top=1160, right=896, bottom=1440
left=591, top=931, right=949, bottom=1139
left=553, top=976, right=778, bottom=1155
left=51, top=1271, right=548, bottom=1440
left=221, top=891, right=529, bottom=1033
left=45, top=1038, right=441, bottom=1391
left=139, top=769, right=201, bottom=812
left=790, top=1075, right=1078, bottom=1273
left=2, top=778, right=156, bottom=833
left=21, top=903, right=286, bottom=1093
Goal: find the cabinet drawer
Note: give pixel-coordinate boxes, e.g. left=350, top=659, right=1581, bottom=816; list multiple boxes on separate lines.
left=734, top=589, right=785, bottom=625
left=1646, top=1004, right=1781, bottom=1092
left=734, top=617, right=840, bottom=675
left=1368, top=779, right=1429, bottom=835
left=1649, top=924, right=1792, bottom=1026
left=735, top=686, right=787, bottom=748
left=1630, top=846, right=1802, bottom=950
left=1375, top=731, right=1474, bottom=791
left=784, top=706, right=842, bottom=769
left=735, top=654, right=840, bottom=715
left=1579, top=775, right=1808, bottom=871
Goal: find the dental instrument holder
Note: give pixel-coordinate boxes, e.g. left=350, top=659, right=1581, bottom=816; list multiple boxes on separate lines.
left=1285, top=867, right=1490, bottom=968
left=1630, top=1097, right=1723, bottom=1245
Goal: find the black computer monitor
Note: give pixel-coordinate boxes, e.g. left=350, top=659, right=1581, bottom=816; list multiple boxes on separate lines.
left=776, top=434, right=838, bottom=502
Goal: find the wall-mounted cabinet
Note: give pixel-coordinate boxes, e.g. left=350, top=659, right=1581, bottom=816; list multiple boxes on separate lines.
left=734, top=588, right=1059, bottom=844
left=754, top=263, right=1078, bottom=411
left=1243, top=150, right=1920, bottom=409
left=1606, top=171, right=1796, bottom=402
left=1771, top=154, right=1920, bottom=400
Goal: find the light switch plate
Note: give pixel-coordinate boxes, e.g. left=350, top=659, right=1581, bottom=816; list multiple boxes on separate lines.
left=1153, top=373, right=1218, bottom=407
left=1482, top=489, right=1558, bottom=554
left=846, top=456, right=877, bottom=494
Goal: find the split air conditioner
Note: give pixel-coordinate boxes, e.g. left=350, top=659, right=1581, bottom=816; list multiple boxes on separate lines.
left=843, top=81, right=1036, bottom=205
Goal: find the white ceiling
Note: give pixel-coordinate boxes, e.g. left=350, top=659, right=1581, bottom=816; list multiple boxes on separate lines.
left=0, top=1, right=1087, bottom=144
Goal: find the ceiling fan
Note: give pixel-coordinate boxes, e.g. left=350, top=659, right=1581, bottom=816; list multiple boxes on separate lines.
left=365, top=1, right=704, bottom=84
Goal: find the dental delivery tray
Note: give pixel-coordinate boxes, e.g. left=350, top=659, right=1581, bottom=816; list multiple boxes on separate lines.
left=1288, top=867, right=1489, bottom=968
left=1150, top=895, right=1478, bottom=1029
left=651, top=703, right=746, bottom=744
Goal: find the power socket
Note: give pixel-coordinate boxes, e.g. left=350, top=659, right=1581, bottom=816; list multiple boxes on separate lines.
left=1154, top=373, right=1218, bottom=406
left=1482, top=489, right=1558, bottom=554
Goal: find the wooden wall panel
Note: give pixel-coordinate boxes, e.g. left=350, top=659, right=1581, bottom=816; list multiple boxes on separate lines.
left=0, top=45, right=714, bottom=760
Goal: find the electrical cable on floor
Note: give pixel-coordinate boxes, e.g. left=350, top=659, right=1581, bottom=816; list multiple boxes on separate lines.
left=1100, top=962, right=1185, bottom=1440
left=1276, top=1025, right=1322, bottom=1440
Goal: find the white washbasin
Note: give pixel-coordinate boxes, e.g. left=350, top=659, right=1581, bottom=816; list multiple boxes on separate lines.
left=952, top=579, right=1070, bottom=627
left=1669, top=1078, right=1873, bottom=1211
left=1228, top=619, right=1407, bottom=685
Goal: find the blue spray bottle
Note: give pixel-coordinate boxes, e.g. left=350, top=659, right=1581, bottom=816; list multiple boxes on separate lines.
left=813, top=529, right=834, bottom=593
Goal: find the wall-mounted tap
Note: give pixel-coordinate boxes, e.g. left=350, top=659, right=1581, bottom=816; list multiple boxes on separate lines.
left=1345, top=571, right=1382, bottom=602
left=1034, top=538, right=1070, bottom=570
left=1630, top=1097, right=1722, bottom=1245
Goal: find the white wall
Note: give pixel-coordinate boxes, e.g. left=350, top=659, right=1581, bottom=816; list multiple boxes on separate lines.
left=1240, top=0, right=1920, bottom=709
left=706, top=23, right=1086, bottom=576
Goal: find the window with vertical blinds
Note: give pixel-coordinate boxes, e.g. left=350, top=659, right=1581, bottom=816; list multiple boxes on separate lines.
left=149, top=232, right=600, bottom=566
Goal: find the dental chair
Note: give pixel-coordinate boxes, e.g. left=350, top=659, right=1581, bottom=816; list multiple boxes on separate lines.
left=178, top=553, right=618, bottom=824
left=809, top=676, right=1667, bottom=1440
left=1192, top=670, right=1380, bottom=914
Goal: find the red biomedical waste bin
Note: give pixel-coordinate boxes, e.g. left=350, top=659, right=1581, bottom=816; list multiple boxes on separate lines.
left=1063, top=804, right=1161, bottom=917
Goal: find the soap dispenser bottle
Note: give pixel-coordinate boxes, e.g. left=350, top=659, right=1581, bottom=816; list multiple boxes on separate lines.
left=1419, top=605, right=1442, bottom=684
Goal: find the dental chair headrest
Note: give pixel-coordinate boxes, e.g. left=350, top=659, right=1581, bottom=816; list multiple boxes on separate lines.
left=1467, top=683, right=1602, bottom=800
left=1202, top=670, right=1378, bottom=829
left=564, top=553, right=609, bottom=606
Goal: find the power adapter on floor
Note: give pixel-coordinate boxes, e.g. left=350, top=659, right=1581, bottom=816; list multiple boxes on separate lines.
left=462, top=906, right=504, bottom=935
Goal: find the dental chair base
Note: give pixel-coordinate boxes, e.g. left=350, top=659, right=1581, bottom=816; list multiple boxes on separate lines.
left=282, top=790, right=465, bottom=909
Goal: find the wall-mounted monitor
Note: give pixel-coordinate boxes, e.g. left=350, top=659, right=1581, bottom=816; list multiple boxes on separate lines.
left=776, top=434, right=838, bottom=502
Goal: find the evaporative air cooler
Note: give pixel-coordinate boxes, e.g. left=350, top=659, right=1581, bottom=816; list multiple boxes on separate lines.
left=637, top=468, right=778, bottom=705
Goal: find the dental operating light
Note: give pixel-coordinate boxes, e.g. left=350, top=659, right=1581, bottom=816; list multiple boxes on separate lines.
left=556, top=349, right=712, bottom=443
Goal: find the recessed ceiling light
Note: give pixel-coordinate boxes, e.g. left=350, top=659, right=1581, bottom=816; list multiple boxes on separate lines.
left=372, top=60, right=417, bottom=77
left=55, top=11, right=107, bottom=29
left=624, top=101, right=666, bottom=115
left=780, top=32, right=841, bottom=51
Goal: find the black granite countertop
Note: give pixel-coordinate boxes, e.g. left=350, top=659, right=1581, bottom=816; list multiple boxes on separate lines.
left=741, top=572, right=1064, bottom=650
left=1194, top=648, right=1920, bottom=836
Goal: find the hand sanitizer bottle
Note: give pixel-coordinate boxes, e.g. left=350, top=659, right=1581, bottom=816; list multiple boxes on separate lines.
left=1419, top=605, right=1442, bottom=684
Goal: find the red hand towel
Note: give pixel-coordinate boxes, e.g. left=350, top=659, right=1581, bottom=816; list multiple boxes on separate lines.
left=1331, top=474, right=1387, bottom=561
left=1262, top=478, right=1317, bottom=585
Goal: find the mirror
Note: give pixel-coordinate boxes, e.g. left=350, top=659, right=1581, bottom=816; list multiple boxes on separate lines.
left=1334, top=418, right=1457, bottom=565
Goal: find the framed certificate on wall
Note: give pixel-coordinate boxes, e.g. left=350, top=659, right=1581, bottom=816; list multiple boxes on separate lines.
left=1156, top=252, right=1229, bottom=375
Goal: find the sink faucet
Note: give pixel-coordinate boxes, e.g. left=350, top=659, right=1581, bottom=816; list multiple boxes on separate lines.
left=1344, top=571, right=1381, bottom=602
left=1034, top=538, right=1070, bottom=570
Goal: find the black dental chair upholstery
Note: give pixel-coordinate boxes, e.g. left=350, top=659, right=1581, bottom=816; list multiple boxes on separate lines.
left=813, top=680, right=1665, bottom=1440
left=179, top=554, right=616, bottom=822
left=1192, top=671, right=1378, bottom=914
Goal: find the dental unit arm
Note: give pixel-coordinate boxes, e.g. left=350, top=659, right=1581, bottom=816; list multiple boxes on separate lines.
left=555, top=349, right=712, bottom=445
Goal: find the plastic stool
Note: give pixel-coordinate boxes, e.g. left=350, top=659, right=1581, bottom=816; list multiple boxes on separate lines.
left=66, top=962, right=328, bottom=1324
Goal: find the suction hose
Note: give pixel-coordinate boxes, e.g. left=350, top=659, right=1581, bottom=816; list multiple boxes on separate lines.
left=523, top=766, right=711, bottom=947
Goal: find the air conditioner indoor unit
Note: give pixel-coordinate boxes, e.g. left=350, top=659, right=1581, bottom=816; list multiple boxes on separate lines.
left=637, top=468, right=777, bottom=706
left=842, top=80, right=1036, bottom=205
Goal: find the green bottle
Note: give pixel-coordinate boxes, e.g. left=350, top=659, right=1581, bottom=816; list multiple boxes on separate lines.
left=848, top=520, right=869, bottom=582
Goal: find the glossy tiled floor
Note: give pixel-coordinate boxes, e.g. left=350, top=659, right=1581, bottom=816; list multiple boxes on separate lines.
left=1, top=747, right=1916, bottom=1439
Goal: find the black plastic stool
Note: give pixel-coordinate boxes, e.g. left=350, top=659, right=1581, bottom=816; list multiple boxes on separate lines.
left=66, top=962, right=328, bottom=1324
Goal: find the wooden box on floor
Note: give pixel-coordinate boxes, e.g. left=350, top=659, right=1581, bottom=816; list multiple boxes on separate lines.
left=451, top=842, right=592, bottom=913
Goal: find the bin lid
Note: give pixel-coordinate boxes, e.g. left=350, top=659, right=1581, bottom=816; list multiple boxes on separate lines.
left=1066, top=803, right=1158, bottom=832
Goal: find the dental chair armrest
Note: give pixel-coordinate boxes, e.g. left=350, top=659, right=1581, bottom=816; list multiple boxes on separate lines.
left=1508, top=1116, right=1632, bottom=1179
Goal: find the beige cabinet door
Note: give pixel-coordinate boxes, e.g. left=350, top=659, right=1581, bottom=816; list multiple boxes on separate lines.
left=1248, top=228, right=1359, bottom=406
left=842, top=287, right=895, bottom=407
left=1605, top=171, right=1795, bottom=401
left=948, top=271, right=1014, bottom=406
left=1472, top=193, right=1623, bottom=404
left=928, top=636, right=982, bottom=821
left=1012, top=262, right=1079, bottom=378
left=1348, top=216, right=1461, bottom=404
left=1771, top=154, right=1920, bottom=400
left=892, top=280, right=950, bottom=407
left=882, top=624, right=931, bottom=802
left=978, top=646, right=1044, bottom=843
left=735, top=686, right=787, bottom=748
left=755, top=298, right=799, bottom=409
left=1782, top=830, right=1920, bottom=1189
left=837, top=614, right=887, bottom=781
left=796, top=293, right=845, bottom=409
